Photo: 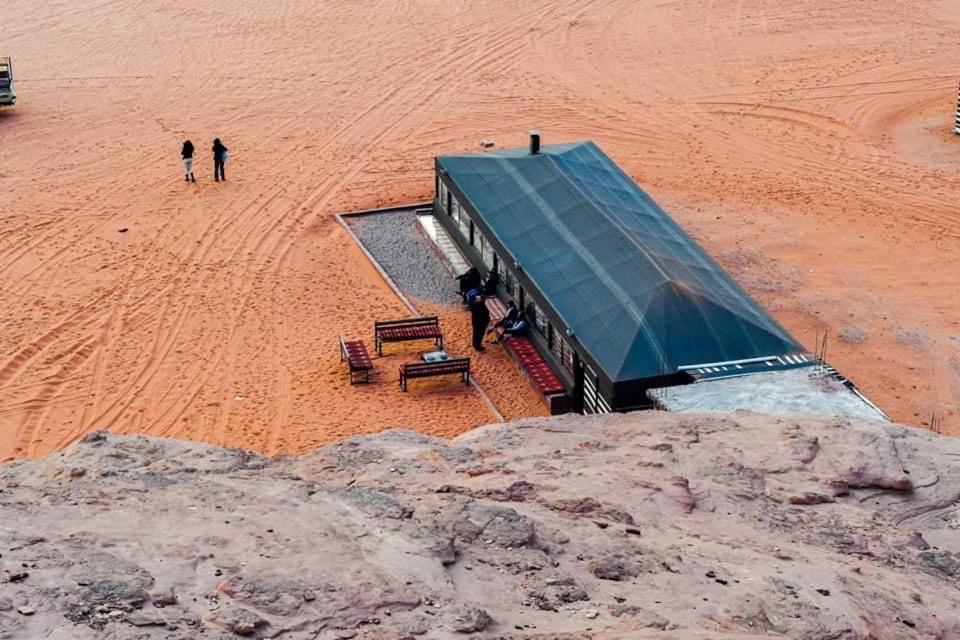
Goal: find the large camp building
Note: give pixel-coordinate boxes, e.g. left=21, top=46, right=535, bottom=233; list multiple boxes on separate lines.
left=433, top=136, right=817, bottom=414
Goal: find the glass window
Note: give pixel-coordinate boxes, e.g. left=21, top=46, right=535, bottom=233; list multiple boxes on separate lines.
left=533, top=305, right=549, bottom=336
left=458, top=202, right=471, bottom=240
left=503, top=267, right=515, bottom=296
left=562, top=340, right=575, bottom=373
left=551, top=332, right=575, bottom=373
left=477, top=230, right=494, bottom=269
left=450, top=195, right=460, bottom=225
left=438, top=179, right=449, bottom=213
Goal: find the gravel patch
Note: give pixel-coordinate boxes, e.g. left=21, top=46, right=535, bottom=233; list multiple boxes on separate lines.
left=894, top=326, right=930, bottom=350
left=348, top=211, right=460, bottom=305
left=838, top=325, right=868, bottom=344
left=719, top=249, right=802, bottom=294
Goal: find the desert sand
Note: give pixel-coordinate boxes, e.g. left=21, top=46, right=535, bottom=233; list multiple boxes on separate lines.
left=2, top=412, right=959, bottom=638
left=2, top=0, right=960, bottom=460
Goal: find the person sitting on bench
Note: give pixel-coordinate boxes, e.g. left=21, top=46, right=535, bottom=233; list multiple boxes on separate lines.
left=501, top=317, right=528, bottom=338
left=491, top=300, right=519, bottom=331
left=490, top=302, right=527, bottom=342
left=456, top=267, right=481, bottom=301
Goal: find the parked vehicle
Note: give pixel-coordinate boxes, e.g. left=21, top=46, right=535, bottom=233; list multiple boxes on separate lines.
left=0, top=57, right=16, bottom=107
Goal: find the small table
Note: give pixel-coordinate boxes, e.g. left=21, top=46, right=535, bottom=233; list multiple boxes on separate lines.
left=422, top=350, right=449, bottom=363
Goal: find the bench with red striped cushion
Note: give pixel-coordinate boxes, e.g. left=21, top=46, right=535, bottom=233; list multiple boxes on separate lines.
left=398, top=358, right=470, bottom=391
left=485, top=297, right=509, bottom=339
left=375, top=316, right=443, bottom=355
left=339, top=336, right=373, bottom=384
left=504, top=336, right=566, bottom=396
left=485, top=297, right=508, bottom=322
left=378, top=325, right=441, bottom=340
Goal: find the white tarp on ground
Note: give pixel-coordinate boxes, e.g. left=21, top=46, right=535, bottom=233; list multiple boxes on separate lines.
left=649, top=368, right=889, bottom=421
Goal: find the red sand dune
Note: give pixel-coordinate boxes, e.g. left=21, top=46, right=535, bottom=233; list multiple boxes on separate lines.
left=2, top=0, right=959, bottom=461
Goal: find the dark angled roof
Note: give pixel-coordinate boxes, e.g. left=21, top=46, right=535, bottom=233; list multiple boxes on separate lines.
left=437, top=141, right=803, bottom=383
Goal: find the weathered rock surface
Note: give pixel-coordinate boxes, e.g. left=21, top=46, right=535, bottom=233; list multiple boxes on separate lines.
left=1, top=412, right=959, bottom=639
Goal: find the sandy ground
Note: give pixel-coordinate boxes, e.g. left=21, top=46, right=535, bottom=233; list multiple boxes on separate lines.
left=2, top=0, right=960, bottom=461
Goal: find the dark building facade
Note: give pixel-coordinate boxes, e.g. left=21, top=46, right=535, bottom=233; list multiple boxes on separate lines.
left=434, top=138, right=808, bottom=413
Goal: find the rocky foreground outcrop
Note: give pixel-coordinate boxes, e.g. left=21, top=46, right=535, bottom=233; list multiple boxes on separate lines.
left=2, top=412, right=959, bottom=639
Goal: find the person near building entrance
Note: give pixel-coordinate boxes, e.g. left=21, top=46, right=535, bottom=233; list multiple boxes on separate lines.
left=469, top=294, right=490, bottom=352
left=457, top=267, right=482, bottom=305
left=456, top=267, right=481, bottom=301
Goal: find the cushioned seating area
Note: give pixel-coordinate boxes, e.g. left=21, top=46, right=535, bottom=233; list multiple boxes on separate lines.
left=342, top=341, right=372, bottom=368
left=398, top=358, right=471, bottom=391
left=379, top=325, right=441, bottom=339
left=485, top=297, right=509, bottom=340
left=374, top=317, right=443, bottom=356
left=504, top=336, right=566, bottom=396
left=485, top=297, right=507, bottom=321
left=339, top=336, right=373, bottom=384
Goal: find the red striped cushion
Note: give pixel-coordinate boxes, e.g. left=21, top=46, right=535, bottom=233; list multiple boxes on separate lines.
left=381, top=326, right=440, bottom=339
left=505, top=337, right=565, bottom=395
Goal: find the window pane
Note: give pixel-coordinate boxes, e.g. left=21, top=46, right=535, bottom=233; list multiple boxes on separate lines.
left=534, top=306, right=549, bottom=335
left=478, top=231, right=494, bottom=269
left=504, top=267, right=515, bottom=296
left=562, top=340, right=575, bottom=372
left=458, top=204, right=471, bottom=239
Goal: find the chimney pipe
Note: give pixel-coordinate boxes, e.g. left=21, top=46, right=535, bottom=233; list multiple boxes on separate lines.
left=529, top=130, right=541, bottom=155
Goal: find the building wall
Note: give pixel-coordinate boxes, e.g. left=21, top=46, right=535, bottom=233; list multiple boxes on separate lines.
left=612, top=373, right=692, bottom=412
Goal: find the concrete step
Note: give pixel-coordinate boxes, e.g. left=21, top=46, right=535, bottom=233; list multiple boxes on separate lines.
left=416, top=211, right=470, bottom=276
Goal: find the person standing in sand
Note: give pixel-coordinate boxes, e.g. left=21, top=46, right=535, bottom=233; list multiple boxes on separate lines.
left=212, top=138, right=228, bottom=182
left=181, top=140, right=195, bottom=183
left=469, top=294, right=490, bottom=352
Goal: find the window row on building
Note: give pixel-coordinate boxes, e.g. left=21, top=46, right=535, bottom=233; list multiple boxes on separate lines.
left=443, top=185, right=576, bottom=376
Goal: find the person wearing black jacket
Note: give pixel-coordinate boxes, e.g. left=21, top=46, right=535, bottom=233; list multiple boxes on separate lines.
left=456, top=267, right=481, bottom=300
left=469, top=294, right=491, bottom=352
left=212, top=138, right=228, bottom=182
left=493, top=300, right=519, bottom=330
left=181, top=140, right=195, bottom=182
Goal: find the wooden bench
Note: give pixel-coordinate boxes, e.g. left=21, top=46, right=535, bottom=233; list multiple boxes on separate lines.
left=485, top=297, right=509, bottom=341
left=339, top=336, right=373, bottom=384
left=398, top=358, right=471, bottom=391
left=503, top=335, right=569, bottom=414
left=374, top=317, right=443, bottom=356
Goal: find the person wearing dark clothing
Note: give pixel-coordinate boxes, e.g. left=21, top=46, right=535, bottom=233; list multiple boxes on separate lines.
left=469, top=295, right=490, bottom=352
left=456, top=267, right=481, bottom=299
left=465, top=287, right=480, bottom=307
left=181, top=140, right=195, bottom=182
left=501, top=317, right=528, bottom=339
left=212, top=138, right=228, bottom=182
left=493, top=300, right=519, bottom=330
left=489, top=301, right=526, bottom=343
